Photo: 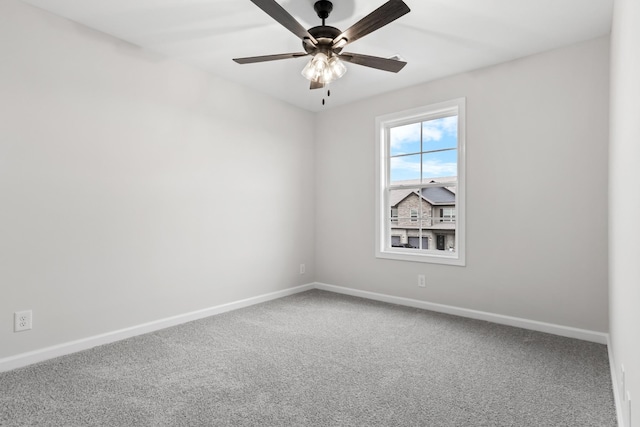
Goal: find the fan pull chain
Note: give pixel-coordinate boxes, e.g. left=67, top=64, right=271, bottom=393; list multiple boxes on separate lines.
left=322, top=89, right=331, bottom=106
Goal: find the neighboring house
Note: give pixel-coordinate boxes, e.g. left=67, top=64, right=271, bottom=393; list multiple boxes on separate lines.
left=390, top=185, right=456, bottom=251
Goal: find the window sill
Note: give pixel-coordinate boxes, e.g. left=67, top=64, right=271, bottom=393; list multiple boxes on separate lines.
left=376, top=248, right=465, bottom=266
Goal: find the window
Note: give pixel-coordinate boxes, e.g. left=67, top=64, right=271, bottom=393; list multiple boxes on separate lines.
left=390, top=207, right=398, bottom=223
left=375, top=98, right=465, bottom=265
left=440, top=208, right=455, bottom=223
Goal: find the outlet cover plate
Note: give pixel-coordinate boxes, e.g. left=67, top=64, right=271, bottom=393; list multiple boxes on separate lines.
left=14, top=310, right=32, bottom=332
left=418, top=275, right=426, bottom=287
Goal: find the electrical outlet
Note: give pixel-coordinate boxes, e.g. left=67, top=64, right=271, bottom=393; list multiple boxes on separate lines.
left=299, top=264, right=306, bottom=274
left=418, top=274, right=426, bottom=287
left=14, top=310, right=32, bottom=332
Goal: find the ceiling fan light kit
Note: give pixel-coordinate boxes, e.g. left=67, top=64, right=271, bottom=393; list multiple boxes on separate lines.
left=234, top=0, right=410, bottom=92
left=301, top=53, right=347, bottom=85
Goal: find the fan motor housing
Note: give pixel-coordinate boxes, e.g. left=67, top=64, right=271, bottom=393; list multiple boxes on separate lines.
left=303, top=25, right=343, bottom=55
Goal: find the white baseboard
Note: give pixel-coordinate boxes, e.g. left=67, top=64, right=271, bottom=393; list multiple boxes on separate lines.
left=314, top=282, right=609, bottom=345
left=608, top=336, right=626, bottom=427
left=1, top=281, right=610, bottom=374
left=0, top=284, right=314, bottom=373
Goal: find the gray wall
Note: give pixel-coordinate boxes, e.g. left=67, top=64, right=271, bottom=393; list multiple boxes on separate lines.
left=0, top=0, right=315, bottom=359
left=315, top=37, right=610, bottom=332
left=609, top=0, right=640, bottom=424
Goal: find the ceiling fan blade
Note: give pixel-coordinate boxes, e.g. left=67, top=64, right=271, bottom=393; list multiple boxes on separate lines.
left=233, top=52, right=309, bottom=64
left=333, top=0, right=410, bottom=48
left=339, top=52, right=407, bottom=72
left=310, top=80, right=325, bottom=90
left=250, top=0, right=318, bottom=44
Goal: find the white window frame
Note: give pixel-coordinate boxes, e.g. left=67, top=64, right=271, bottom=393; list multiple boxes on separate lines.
left=375, top=98, right=466, bottom=266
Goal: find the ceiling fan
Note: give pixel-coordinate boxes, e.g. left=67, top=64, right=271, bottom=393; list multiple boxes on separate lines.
left=233, top=0, right=411, bottom=91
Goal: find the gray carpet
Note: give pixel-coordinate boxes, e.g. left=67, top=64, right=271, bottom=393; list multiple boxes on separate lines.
left=0, top=290, right=616, bottom=426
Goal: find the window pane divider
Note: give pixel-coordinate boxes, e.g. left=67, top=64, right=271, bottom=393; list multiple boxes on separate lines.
left=388, top=181, right=457, bottom=191
left=391, top=147, right=457, bottom=159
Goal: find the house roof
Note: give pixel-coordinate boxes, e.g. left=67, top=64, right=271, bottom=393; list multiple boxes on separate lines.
left=389, top=178, right=456, bottom=207
left=391, top=178, right=456, bottom=192
left=421, top=187, right=456, bottom=205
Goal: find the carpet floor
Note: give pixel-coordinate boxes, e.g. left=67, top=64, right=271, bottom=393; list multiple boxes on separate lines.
left=0, top=289, right=616, bottom=426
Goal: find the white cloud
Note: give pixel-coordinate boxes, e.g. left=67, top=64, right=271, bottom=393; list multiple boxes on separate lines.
left=422, top=116, right=457, bottom=142
left=390, top=123, right=420, bottom=152
left=390, top=157, right=457, bottom=179
left=390, top=156, right=420, bottom=174
left=422, top=160, right=457, bottom=177
left=390, top=116, right=457, bottom=152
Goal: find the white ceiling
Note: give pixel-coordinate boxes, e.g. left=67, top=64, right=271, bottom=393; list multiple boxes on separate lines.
left=20, top=0, right=613, bottom=112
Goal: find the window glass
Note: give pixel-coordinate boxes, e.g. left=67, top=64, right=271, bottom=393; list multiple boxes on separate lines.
left=390, top=122, right=421, bottom=156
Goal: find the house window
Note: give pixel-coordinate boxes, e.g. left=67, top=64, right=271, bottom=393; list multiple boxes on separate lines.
left=440, top=208, right=455, bottom=223
left=375, top=98, right=466, bottom=266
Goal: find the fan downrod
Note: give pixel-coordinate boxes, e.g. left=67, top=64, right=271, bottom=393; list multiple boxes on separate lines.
left=314, top=0, right=333, bottom=25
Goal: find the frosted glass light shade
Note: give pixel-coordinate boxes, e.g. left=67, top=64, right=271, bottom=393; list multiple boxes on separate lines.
left=301, top=53, right=347, bottom=84
left=301, top=52, right=329, bottom=82
left=327, top=56, right=346, bottom=80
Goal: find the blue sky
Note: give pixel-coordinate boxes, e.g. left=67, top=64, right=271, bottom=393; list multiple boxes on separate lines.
left=390, top=116, right=457, bottom=183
